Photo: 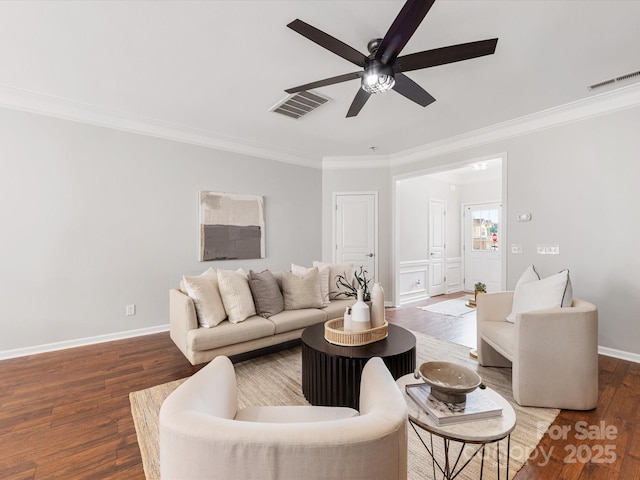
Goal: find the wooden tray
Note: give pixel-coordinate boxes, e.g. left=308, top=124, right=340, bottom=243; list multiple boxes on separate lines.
left=324, top=317, right=388, bottom=346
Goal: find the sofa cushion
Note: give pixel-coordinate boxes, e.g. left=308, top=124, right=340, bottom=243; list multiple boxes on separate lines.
left=313, top=261, right=354, bottom=300
left=281, top=269, right=323, bottom=310
left=268, top=308, right=327, bottom=335
left=507, top=269, right=572, bottom=323
left=322, top=299, right=356, bottom=320
left=480, top=321, right=515, bottom=361
left=182, top=269, right=227, bottom=328
left=248, top=269, right=284, bottom=318
left=217, top=269, right=257, bottom=324
left=187, top=316, right=276, bottom=352
left=292, top=263, right=331, bottom=306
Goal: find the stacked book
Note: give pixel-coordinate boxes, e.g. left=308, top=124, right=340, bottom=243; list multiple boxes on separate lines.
left=405, top=383, right=502, bottom=426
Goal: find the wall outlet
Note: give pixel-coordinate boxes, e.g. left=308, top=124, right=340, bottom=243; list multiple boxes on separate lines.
left=511, top=244, right=522, bottom=254
left=126, top=304, right=136, bottom=316
left=517, top=213, right=532, bottom=222
left=537, top=244, right=560, bottom=255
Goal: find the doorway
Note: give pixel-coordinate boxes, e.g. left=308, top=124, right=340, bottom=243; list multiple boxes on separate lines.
left=463, top=202, right=502, bottom=293
left=333, top=192, right=378, bottom=281
left=393, top=156, right=505, bottom=306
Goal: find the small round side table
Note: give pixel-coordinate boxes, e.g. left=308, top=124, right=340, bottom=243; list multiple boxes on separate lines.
left=397, top=373, right=516, bottom=480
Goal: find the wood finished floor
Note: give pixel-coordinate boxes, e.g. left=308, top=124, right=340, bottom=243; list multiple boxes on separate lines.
left=1, top=292, right=638, bottom=479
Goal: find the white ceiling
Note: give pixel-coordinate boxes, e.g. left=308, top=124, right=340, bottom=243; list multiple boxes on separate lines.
left=1, top=1, right=640, bottom=166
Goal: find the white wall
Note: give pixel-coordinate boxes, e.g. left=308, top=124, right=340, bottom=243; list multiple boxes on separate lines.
left=458, top=179, right=502, bottom=206
left=396, top=175, right=461, bottom=261
left=391, top=106, right=640, bottom=356
left=0, top=108, right=322, bottom=353
left=394, top=175, right=462, bottom=302
left=3, top=101, right=638, bottom=358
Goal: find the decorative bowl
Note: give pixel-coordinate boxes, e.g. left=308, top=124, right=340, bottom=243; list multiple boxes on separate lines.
left=416, top=361, right=482, bottom=404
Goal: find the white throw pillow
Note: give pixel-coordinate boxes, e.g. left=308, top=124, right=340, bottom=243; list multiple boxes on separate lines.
left=507, top=269, right=572, bottom=323
left=281, top=268, right=324, bottom=310
left=515, top=264, right=540, bottom=288
left=561, top=270, right=573, bottom=307
left=217, top=268, right=256, bottom=324
left=313, top=261, right=354, bottom=300
left=182, top=269, right=227, bottom=328
left=292, top=263, right=330, bottom=306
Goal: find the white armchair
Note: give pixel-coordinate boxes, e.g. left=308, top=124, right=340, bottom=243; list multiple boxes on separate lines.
left=159, top=355, right=408, bottom=480
left=477, top=292, right=598, bottom=410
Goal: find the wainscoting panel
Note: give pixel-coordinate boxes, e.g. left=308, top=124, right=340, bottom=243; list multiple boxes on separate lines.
left=399, top=260, right=429, bottom=305
left=447, top=257, right=463, bottom=294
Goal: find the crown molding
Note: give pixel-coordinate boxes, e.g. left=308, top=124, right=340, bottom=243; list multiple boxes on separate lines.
left=323, top=82, right=640, bottom=169
left=322, top=154, right=391, bottom=170
left=3, top=81, right=640, bottom=172
left=0, top=84, right=321, bottom=169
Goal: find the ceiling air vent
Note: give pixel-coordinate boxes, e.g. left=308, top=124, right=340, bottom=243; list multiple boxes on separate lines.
left=589, top=70, right=640, bottom=90
left=269, top=91, right=329, bottom=119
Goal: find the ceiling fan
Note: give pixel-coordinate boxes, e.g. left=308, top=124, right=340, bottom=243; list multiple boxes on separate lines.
left=285, top=0, right=498, bottom=117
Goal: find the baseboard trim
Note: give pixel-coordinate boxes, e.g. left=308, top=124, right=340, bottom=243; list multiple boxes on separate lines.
left=399, top=295, right=430, bottom=307
left=3, top=324, right=637, bottom=364
left=0, top=324, right=170, bottom=361
left=598, top=345, right=640, bottom=364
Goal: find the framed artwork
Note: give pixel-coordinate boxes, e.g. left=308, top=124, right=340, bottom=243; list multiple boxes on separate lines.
left=199, top=191, right=265, bottom=261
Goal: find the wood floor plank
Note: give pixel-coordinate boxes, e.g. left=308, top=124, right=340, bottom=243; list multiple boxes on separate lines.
left=0, top=292, right=637, bottom=479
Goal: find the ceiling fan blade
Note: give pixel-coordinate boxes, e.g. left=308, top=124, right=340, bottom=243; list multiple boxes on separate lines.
left=346, top=88, right=371, bottom=117
left=376, top=0, right=435, bottom=65
left=392, top=73, right=435, bottom=107
left=288, top=19, right=367, bottom=67
left=285, top=72, right=362, bottom=94
left=395, top=38, right=498, bottom=73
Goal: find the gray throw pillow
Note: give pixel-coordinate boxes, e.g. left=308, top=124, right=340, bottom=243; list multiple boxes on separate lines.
left=281, top=268, right=324, bottom=310
left=248, top=269, right=284, bottom=318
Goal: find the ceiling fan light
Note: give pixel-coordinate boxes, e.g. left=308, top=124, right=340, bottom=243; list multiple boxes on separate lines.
left=365, top=74, right=379, bottom=86
left=362, top=59, right=395, bottom=94
left=361, top=73, right=395, bottom=94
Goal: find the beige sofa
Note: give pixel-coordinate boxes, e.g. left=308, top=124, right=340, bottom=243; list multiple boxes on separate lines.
left=170, top=287, right=353, bottom=365
left=476, top=291, right=599, bottom=410
left=159, top=355, right=408, bottom=480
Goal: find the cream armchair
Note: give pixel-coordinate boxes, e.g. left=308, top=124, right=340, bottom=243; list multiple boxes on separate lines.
left=159, top=355, right=408, bottom=480
left=477, top=292, right=598, bottom=410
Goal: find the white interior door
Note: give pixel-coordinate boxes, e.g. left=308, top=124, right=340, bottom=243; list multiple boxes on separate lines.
left=464, top=203, right=502, bottom=293
left=334, top=193, right=377, bottom=281
left=428, top=199, right=446, bottom=296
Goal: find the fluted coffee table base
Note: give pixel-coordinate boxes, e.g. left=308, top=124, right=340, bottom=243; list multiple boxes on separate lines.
left=301, top=322, right=416, bottom=410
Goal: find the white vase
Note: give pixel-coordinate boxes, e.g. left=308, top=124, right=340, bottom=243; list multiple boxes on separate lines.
left=343, top=306, right=352, bottom=331
left=351, top=289, right=371, bottom=331
left=370, top=283, right=385, bottom=328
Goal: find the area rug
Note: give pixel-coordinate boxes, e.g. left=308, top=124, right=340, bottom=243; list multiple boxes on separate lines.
left=130, top=332, right=558, bottom=480
left=418, top=298, right=475, bottom=317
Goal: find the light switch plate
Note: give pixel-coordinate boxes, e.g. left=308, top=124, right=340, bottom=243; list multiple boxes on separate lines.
left=537, top=244, right=560, bottom=255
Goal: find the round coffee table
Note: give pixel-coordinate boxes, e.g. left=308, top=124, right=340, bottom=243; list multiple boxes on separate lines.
left=397, top=373, right=516, bottom=480
left=301, top=322, right=416, bottom=409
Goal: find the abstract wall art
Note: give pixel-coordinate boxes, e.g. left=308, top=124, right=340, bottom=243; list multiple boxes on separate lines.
left=199, top=191, right=265, bottom=261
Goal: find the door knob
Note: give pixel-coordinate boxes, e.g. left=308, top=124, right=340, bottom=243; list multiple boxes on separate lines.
left=367, top=253, right=374, bottom=257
